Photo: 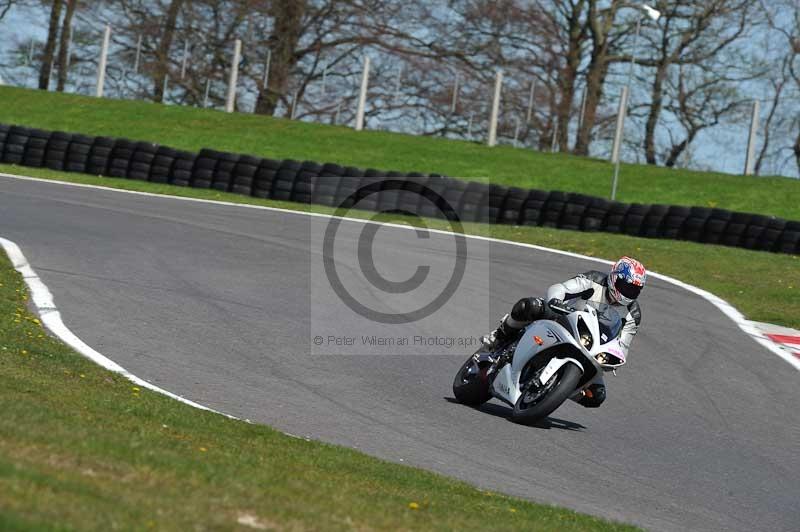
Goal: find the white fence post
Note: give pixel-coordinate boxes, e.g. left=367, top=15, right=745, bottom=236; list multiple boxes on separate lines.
left=393, top=64, right=403, bottom=100
left=550, top=121, right=559, bottom=152
left=291, top=89, right=299, bottom=120
left=467, top=112, right=474, bottom=138
left=335, top=101, right=343, bottom=124
left=203, top=79, right=210, bottom=108
left=610, top=86, right=629, bottom=200
left=526, top=80, right=537, bottom=123
left=225, top=39, right=242, bottom=113
left=66, top=28, right=74, bottom=70
left=513, top=116, right=520, bottom=147
left=487, top=70, right=503, bottom=147
left=96, top=25, right=111, bottom=98
left=133, top=34, right=142, bottom=73
left=450, top=71, right=460, bottom=114
left=611, top=86, right=629, bottom=165
left=262, top=48, right=271, bottom=86
left=578, top=88, right=588, bottom=130
left=355, top=56, right=370, bottom=131
left=180, top=41, right=189, bottom=80
left=744, top=100, right=760, bottom=176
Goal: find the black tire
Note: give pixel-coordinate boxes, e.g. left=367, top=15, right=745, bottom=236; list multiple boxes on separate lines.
left=559, top=194, right=592, bottom=230
left=541, top=191, right=567, bottom=228
left=511, top=358, right=582, bottom=425
left=603, top=201, right=629, bottom=233
left=452, top=356, right=491, bottom=406
left=581, top=198, right=610, bottom=232
left=519, top=189, right=549, bottom=226
left=499, top=187, right=526, bottom=225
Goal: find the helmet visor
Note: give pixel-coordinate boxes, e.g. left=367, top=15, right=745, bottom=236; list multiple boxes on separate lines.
left=614, top=277, right=642, bottom=300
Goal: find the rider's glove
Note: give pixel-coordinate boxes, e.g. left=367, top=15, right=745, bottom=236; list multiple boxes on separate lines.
left=547, top=298, right=564, bottom=310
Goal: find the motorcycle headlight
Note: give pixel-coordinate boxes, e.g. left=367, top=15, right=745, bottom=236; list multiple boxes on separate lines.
left=577, top=317, right=593, bottom=349
left=595, top=352, right=625, bottom=368
left=580, top=333, right=592, bottom=348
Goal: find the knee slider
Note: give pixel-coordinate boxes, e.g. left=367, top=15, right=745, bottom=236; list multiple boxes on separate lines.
left=510, top=297, right=544, bottom=323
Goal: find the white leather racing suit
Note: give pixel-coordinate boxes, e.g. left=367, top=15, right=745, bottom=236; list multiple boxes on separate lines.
left=545, top=270, right=641, bottom=357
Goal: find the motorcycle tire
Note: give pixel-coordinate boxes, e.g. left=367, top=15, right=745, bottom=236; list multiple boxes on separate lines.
left=452, top=356, right=491, bottom=406
left=511, top=362, right=582, bottom=425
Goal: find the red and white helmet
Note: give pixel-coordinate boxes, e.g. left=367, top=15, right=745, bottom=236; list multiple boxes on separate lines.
left=608, top=256, right=646, bottom=306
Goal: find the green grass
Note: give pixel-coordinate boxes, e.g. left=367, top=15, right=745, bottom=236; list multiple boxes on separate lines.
left=3, top=164, right=799, bottom=331
left=0, top=252, right=638, bottom=531
left=1, top=86, right=798, bottom=220
left=0, top=86, right=797, bottom=530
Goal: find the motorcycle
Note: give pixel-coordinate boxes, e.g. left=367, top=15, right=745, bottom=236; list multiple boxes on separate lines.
left=452, top=299, right=626, bottom=424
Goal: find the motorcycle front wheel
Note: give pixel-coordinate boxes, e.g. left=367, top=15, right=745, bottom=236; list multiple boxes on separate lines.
left=511, top=359, right=582, bottom=425
left=452, top=355, right=491, bottom=406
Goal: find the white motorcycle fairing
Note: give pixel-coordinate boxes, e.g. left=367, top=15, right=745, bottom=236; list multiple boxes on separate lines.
left=489, top=300, right=626, bottom=407
left=490, top=320, right=583, bottom=406
left=452, top=298, right=627, bottom=424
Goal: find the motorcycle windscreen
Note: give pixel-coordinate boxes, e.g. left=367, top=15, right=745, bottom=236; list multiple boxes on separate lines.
left=595, top=303, right=623, bottom=344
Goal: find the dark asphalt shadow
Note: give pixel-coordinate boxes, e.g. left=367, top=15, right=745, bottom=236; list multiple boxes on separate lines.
left=444, top=397, right=586, bottom=431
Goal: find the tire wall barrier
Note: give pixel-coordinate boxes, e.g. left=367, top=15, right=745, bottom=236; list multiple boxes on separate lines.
left=0, top=123, right=797, bottom=255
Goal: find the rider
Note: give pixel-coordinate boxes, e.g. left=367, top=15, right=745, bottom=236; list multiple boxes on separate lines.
left=482, top=256, right=646, bottom=408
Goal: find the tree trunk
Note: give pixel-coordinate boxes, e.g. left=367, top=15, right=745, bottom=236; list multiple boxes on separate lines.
left=38, top=0, right=63, bottom=90
left=754, top=83, right=783, bottom=175
left=555, top=3, right=585, bottom=152
left=153, top=0, right=183, bottom=103
left=573, top=0, right=620, bottom=156
left=56, top=0, right=77, bottom=92
left=794, top=128, right=800, bottom=177
left=664, top=129, right=697, bottom=167
left=254, top=0, right=306, bottom=116
left=573, top=54, right=609, bottom=156
left=643, top=64, right=668, bottom=165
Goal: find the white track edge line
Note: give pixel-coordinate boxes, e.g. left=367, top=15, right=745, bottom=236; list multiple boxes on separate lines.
left=0, top=235, right=243, bottom=419
left=3, top=171, right=798, bottom=374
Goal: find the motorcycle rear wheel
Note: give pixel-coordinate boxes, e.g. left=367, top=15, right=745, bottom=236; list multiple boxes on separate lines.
left=511, top=361, right=582, bottom=425
left=452, top=355, right=491, bottom=406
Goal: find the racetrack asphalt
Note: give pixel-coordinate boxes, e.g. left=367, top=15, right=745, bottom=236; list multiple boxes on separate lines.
left=2, top=174, right=799, bottom=532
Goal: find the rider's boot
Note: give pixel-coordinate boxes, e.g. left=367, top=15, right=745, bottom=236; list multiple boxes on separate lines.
left=481, top=298, right=548, bottom=351
left=481, top=314, right=518, bottom=351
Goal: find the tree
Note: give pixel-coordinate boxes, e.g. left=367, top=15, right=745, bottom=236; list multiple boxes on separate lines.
left=56, top=0, right=77, bottom=91
left=639, top=0, right=752, bottom=165
left=573, top=0, right=625, bottom=156
left=254, top=0, right=305, bottom=115
left=759, top=0, right=800, bottom=176
left=153, top=0, right=183, bottom=102
left=0, top=0, right=24, bottom=21
left=660, top=62, right=749, bottom=167
left=38, top=0, right=63, bottom=90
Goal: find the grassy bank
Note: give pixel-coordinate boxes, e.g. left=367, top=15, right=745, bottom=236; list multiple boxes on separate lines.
left=0, top=86, right=798, bottom=220
left=2, top=164, right=798, bottom=330
left=0, top=252, right=637, bottom=531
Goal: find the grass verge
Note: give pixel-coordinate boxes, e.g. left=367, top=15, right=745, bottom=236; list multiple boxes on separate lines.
left=0, top=250, right=638, bottom=531
left=2, top=164, right=798, bottom=330
left=0, top=86, right=798, bottom=220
